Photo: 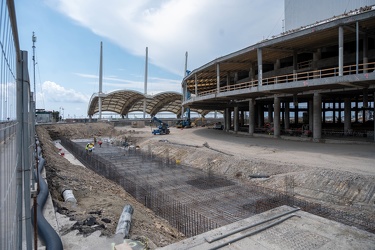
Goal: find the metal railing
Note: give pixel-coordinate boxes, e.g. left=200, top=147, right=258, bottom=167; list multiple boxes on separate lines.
left=198, top=62, right=375, bottom=97
left=0, top=1, right=35, bottom=249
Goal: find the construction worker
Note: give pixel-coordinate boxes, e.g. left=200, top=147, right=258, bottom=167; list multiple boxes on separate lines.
left=88, top=143, right=94, bottom=153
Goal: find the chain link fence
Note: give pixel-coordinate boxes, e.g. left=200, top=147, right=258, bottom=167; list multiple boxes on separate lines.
left=0, top=1, right=35, bottom=249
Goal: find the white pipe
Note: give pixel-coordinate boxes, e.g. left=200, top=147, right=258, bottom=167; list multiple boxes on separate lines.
left=143, top=47, right=148, bottom=119
left=62, top=189, right=77, bottom=204
left=181, top=51, right=188, bottom=116
left=99, top=42, right=103, bottom=120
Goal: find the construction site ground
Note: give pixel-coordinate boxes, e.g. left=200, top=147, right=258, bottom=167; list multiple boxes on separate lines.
left=36, top=122, right=375, bottom=249
left=160, top=205, right=375, bottom=250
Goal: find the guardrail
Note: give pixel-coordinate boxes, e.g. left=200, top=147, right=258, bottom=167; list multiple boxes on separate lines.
left=198, top=62, right=375, bottom=97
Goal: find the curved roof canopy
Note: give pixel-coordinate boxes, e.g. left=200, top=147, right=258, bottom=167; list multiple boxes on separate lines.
left=87, top=90, right=206, bottom=117
left=88, top=90, right=145, bottom=116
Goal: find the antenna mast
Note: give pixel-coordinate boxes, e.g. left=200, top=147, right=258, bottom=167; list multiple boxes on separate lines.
left=32, top=32, right=37, bottom=101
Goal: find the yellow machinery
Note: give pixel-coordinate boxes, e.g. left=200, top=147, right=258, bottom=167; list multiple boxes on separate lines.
left=191, top=117, right=206, bottom=127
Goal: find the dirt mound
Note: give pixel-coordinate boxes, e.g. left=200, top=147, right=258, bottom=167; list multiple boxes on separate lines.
left=36, top=124, right=185, bottom=248
left=44, top=123, right=118, bottom=140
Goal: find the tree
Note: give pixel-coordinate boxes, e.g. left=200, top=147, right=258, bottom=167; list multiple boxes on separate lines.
left=52, top=111, right=60, bottom=122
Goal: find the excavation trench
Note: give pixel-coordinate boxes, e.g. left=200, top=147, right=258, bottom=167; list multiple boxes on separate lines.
left=60, top=137, right=375, bottom=235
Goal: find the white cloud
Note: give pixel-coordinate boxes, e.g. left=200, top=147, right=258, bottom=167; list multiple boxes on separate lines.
left=76, top=72, right=180, bottom=94
left=76, top=73, right=137, bottom=84
left=40, top=81, right=90, bottom=103
left=100, top=77, right=180, bottom=94
left=47, top=0, right=284, bottom=75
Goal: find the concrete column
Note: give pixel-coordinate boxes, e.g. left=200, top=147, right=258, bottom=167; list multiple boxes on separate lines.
left=254, top=103, right=258, bottom=128
left=363, top=89, right=368, bottom=123
left=258, top=104, right=264, bottom=128
left=274, top=59, right=281, bottom=84
left=313, top=49, right=321, bottom=68
left=240, top=111, right=244, bottom=127
left=293, top=94, right=298, bottom=124
left=339, top=26, right=344, bottom=76
left=249, top=64, right=255, bottom=81
left=309, top=100, right=313, bottom=132
left=234, top=72, right=238, bottom=83
left=226, top=108, right=232, bottom=131
left=216, top=63, right=220, bottom=93
left=226, top=72, right=230, bottom=87
left=284, top=102, right=290, bottom=129
left=313, top=49, right=321, bottom=78
left=356, top=22, right=359, bottom=74
left=281, top=102, right=285, bottom=125
left=313, top=92, right=322, bottom=141
left=274, top=96, right=281, bottom=138
left=332, top=100, right=336, bottom=124
left=223, top=108, right=227, bottom=130
left=229, top=108, right=232, bottom=131
left=249, top=99, right=255, bottom=135
left=293, top=51, right=298, bottom=81
left=355, top=97, right=359, bottom=123
left=257, top=48, right=263, bottom=86
left=268, top=104, right=273, bottom=123
left=274, top=59, right=280, bottom=70
left=224, top=108, right=228, bottom=131
left=344, top=98, right=351, bottom=134
left=338, top=99, right=342, bottom=123
left=234, top=106, right=239, bottom=132
left=194, top=74, right=198, bottom=96
left=363, top=34, right=368, bottom=73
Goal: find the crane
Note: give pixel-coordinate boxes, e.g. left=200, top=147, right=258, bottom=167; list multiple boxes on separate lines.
left=150, top=117, right=170, bottom=135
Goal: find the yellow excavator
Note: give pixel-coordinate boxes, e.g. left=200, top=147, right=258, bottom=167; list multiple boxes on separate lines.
left=191, top=117, right=206, bottom=127
left=176, top=118, right=191, bottom=128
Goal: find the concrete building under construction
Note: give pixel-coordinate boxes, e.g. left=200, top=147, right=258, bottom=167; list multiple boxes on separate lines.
left=181, top=1, right=375, bottom=142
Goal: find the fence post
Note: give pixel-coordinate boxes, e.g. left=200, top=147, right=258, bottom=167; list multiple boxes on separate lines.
left=20, top=50, right=33, bottom=250
left=16, top=47, right=25, bottom=250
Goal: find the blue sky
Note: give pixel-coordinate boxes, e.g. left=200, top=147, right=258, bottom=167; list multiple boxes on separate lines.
left=15, top=0, right=284, bottom=118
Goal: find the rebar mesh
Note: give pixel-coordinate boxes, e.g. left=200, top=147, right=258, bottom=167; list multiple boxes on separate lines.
left=61, top=138, right=375, bottom=236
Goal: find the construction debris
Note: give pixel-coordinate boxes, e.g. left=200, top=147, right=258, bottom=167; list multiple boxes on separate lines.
left=116, top=205, right=134, bottom=238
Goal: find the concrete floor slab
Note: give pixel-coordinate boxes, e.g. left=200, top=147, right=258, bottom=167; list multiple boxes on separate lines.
left=158, top=205, right=375, bottom=250
left=54, top=140, right=86, bottom=168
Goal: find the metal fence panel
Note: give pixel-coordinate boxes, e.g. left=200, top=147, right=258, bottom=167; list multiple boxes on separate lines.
left=0, top=122, right=18, bottom=250
left=1, top=1, right=34, bottom=249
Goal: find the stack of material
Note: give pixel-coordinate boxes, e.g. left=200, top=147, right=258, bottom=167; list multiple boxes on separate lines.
left=131, top=121, right=145, bottom=128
